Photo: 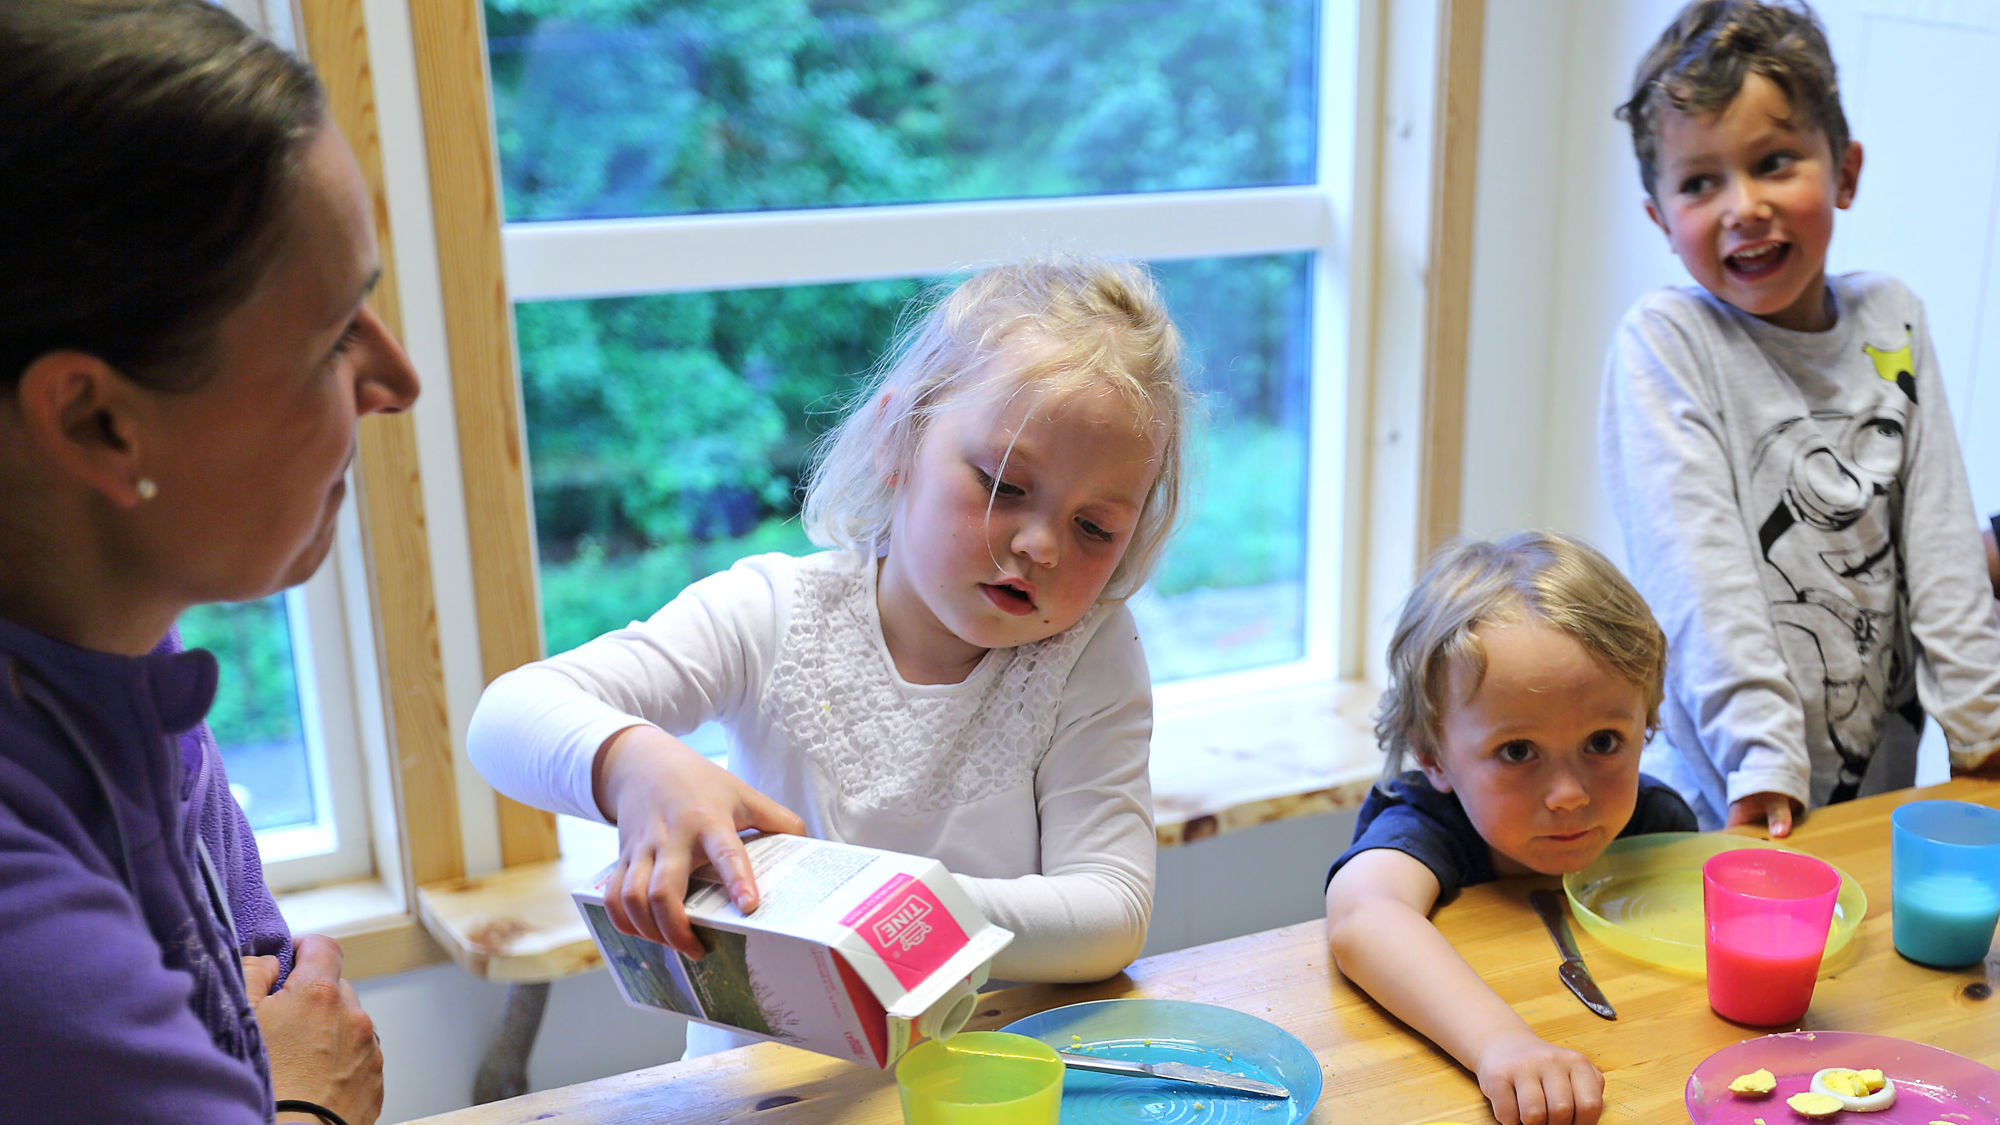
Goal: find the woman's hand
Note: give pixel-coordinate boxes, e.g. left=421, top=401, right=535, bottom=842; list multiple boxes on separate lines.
left=593, top=725, right=806, bottom=958
left=245, top=934, right=382, bottom=1125
left=1474, top=1030, right=1605, bottom=1125
left=1727, top=791, right=1800, bottom=837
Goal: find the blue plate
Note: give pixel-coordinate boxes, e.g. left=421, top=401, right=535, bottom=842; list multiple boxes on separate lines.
left=1002, top=999, right=1322, bottom=1123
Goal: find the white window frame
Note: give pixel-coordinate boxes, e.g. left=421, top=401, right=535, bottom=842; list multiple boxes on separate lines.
left=499, top=0, right=1361, bottom=714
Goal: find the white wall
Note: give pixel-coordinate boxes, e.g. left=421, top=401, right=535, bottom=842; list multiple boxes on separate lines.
left=1461, top=0, right=1689, bottom=554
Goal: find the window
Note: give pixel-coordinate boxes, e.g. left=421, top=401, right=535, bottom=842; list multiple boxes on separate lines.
left=271, top=0, right=1446, bottom=977
left=487, top=0, right=1349, bottom=699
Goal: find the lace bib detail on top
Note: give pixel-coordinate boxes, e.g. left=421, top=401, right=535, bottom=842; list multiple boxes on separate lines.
left=763, top=558, right=1107, bottom=812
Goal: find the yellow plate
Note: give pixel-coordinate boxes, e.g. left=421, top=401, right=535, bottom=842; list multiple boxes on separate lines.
left=1562, top=832, right=1867, bottom=975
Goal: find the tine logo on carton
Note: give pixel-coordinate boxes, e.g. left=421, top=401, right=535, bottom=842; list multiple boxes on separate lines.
left=573, top=834, right=1012, bottom=1068
left=842, top=875, right=966, bottom=988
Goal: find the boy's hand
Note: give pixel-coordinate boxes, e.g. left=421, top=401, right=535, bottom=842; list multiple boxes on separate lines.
left=1952, top=747, right=2000, bottom=779
left=593, top=725, right=806, bottom=958
left=1727, top=791, right=1799, bottom=837
left=1474, top=1030, right=1604, bottom=1125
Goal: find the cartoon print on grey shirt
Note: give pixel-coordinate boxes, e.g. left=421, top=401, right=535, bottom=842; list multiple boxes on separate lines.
left=1748, top=327, right=1919, bottom=802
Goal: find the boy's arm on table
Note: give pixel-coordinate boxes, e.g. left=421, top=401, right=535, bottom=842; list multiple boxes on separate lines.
left=953, top=609, right=1153, bottom=983
left=464, top=562, right=802, bottom=957
left=1896, top=320, right=2000, bottom=773
left=1324, top=850, right=1601, bottom=1125
left=1601, top=306, right=1810, bottom=832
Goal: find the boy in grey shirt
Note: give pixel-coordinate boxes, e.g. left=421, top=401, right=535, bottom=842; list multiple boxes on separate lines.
left=1601, top=0, right=2000, bottom=834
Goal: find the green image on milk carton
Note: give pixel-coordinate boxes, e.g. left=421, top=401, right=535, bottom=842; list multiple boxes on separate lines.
left=574, top=833, right=1013, bottom=1067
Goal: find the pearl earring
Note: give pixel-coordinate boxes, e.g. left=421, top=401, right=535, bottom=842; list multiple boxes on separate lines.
left=135, top=478, right=158, bottom=502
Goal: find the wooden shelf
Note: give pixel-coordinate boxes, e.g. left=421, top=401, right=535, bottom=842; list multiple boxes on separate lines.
left=415, top=834, right=615, bottom=983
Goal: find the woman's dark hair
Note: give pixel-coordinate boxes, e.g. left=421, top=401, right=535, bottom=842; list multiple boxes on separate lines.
left=1616, top=0, right=1848, bottom=203
left=0, top=0, right=327, bottom=390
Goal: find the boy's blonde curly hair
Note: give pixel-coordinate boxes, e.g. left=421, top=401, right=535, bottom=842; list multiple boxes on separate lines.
left=1374, top=531, right=1667, bottom=783
left=802, top=255, right=1191, bottom=600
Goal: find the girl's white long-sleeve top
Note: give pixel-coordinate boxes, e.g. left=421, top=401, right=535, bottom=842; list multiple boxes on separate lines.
left=467, top=549, right=1156, bottom=988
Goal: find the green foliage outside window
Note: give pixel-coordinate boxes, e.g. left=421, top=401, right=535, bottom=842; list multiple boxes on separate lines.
left=490, top=1, right=1320, bottom=671
left=180, top=597, right=303, bottom=749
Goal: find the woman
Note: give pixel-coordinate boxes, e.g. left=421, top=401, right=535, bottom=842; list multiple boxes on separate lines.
left=0, top=2, right=420, bottom=1122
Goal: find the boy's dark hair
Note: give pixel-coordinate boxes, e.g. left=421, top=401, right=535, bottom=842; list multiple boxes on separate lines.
left=1616, top=0, right=1848, bottom=201
left=0, top=0, right=326, bottom=391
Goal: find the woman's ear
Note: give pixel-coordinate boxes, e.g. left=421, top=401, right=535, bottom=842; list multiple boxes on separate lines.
left=13, top=350, right=153, bottom=508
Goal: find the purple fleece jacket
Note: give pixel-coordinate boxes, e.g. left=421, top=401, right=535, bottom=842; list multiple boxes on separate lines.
left=0, top=617, right=292, bottom=1123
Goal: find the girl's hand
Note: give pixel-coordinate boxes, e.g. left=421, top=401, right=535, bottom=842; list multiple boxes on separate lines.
left=1726, top=791, right=1799, bottom=837
left=1474, top=1030, right=1604, bottom=1125
left=593, top=725, right=806, bottom=958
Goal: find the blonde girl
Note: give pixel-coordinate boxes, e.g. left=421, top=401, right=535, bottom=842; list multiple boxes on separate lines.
left=469, top=256, right=1190, bottom=1048
left=1323, top=532, right=1695, bottom=1125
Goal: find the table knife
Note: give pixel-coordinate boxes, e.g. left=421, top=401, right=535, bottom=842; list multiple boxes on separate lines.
left=1529, top=888, right=1617, bottom=1020
left=1056, top=1051, right=1291, bottom=1099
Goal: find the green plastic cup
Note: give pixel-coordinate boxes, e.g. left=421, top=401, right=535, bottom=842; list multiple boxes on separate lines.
left=895, top=1031, right=1062, bottom=1124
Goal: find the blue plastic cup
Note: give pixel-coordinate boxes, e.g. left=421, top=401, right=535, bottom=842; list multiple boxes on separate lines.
left=1892, top=800, right=2000, bottom=968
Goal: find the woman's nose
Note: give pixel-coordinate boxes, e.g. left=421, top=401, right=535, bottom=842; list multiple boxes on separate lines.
left=355, top=305, right=421, bottom=415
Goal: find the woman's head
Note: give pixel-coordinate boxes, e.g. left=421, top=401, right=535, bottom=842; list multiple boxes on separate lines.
left=0, top=0, right=418, bottom=643
left=804, top=255, right=1190, bottom=602
left=1376, top=531, right=1667, bottom=779
left=2, top=0, right=326, bottom=390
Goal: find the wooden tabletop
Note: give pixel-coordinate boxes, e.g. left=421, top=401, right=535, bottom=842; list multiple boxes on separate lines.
left=402, top=778, right=2000, bottom=1125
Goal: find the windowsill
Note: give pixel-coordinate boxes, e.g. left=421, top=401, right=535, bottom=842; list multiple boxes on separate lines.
left=1151, top=677, right=1383, bottom=845
left=274, top=880, right=448, bottom=981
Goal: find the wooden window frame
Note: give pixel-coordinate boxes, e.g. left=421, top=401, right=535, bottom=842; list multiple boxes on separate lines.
left=280, top=0, right=556, bottom=979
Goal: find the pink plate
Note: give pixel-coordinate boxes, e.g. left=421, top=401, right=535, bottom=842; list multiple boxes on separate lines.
left=1688, top=1031, right=2000, bottom=1125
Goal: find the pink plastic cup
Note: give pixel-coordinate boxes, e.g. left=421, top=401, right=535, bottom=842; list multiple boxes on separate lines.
left=1702, top=849, right=1841, bottom=1026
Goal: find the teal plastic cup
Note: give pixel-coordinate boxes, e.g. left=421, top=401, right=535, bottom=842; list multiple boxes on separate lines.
left=1892, top=800, right=2000, bottom=968
left=895, top=1032, right=1062, bottom=1124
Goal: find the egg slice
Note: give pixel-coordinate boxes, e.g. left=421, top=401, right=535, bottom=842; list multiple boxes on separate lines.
left=1729, top=1069, right=1778, bottom=1096
left=1787, top=1092, right=1845, bottom=1118
left=1809, top=1067, right=1897, bottom=1112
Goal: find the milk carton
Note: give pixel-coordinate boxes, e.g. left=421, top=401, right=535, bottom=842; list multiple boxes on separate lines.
left=573, top=833, right=1014, bottom=1068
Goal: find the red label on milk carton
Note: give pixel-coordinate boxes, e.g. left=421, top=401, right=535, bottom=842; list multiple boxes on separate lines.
left=842, top=874, right=968, bottom=989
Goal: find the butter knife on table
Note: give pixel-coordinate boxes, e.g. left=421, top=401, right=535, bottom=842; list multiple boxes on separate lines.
left=1529, top=888, right=1616, bottom=1020
left=1056, top=1052, right=1291, bottom=1099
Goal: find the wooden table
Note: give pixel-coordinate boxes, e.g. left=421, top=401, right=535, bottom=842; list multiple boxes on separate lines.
left=404, top=778, right=2000, bottom=1124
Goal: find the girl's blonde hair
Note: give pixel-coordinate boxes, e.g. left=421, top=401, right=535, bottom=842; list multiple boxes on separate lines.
left=1374, top=530, right=1667, bottom=782
left=803, top=255, right=1190, bottom=599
